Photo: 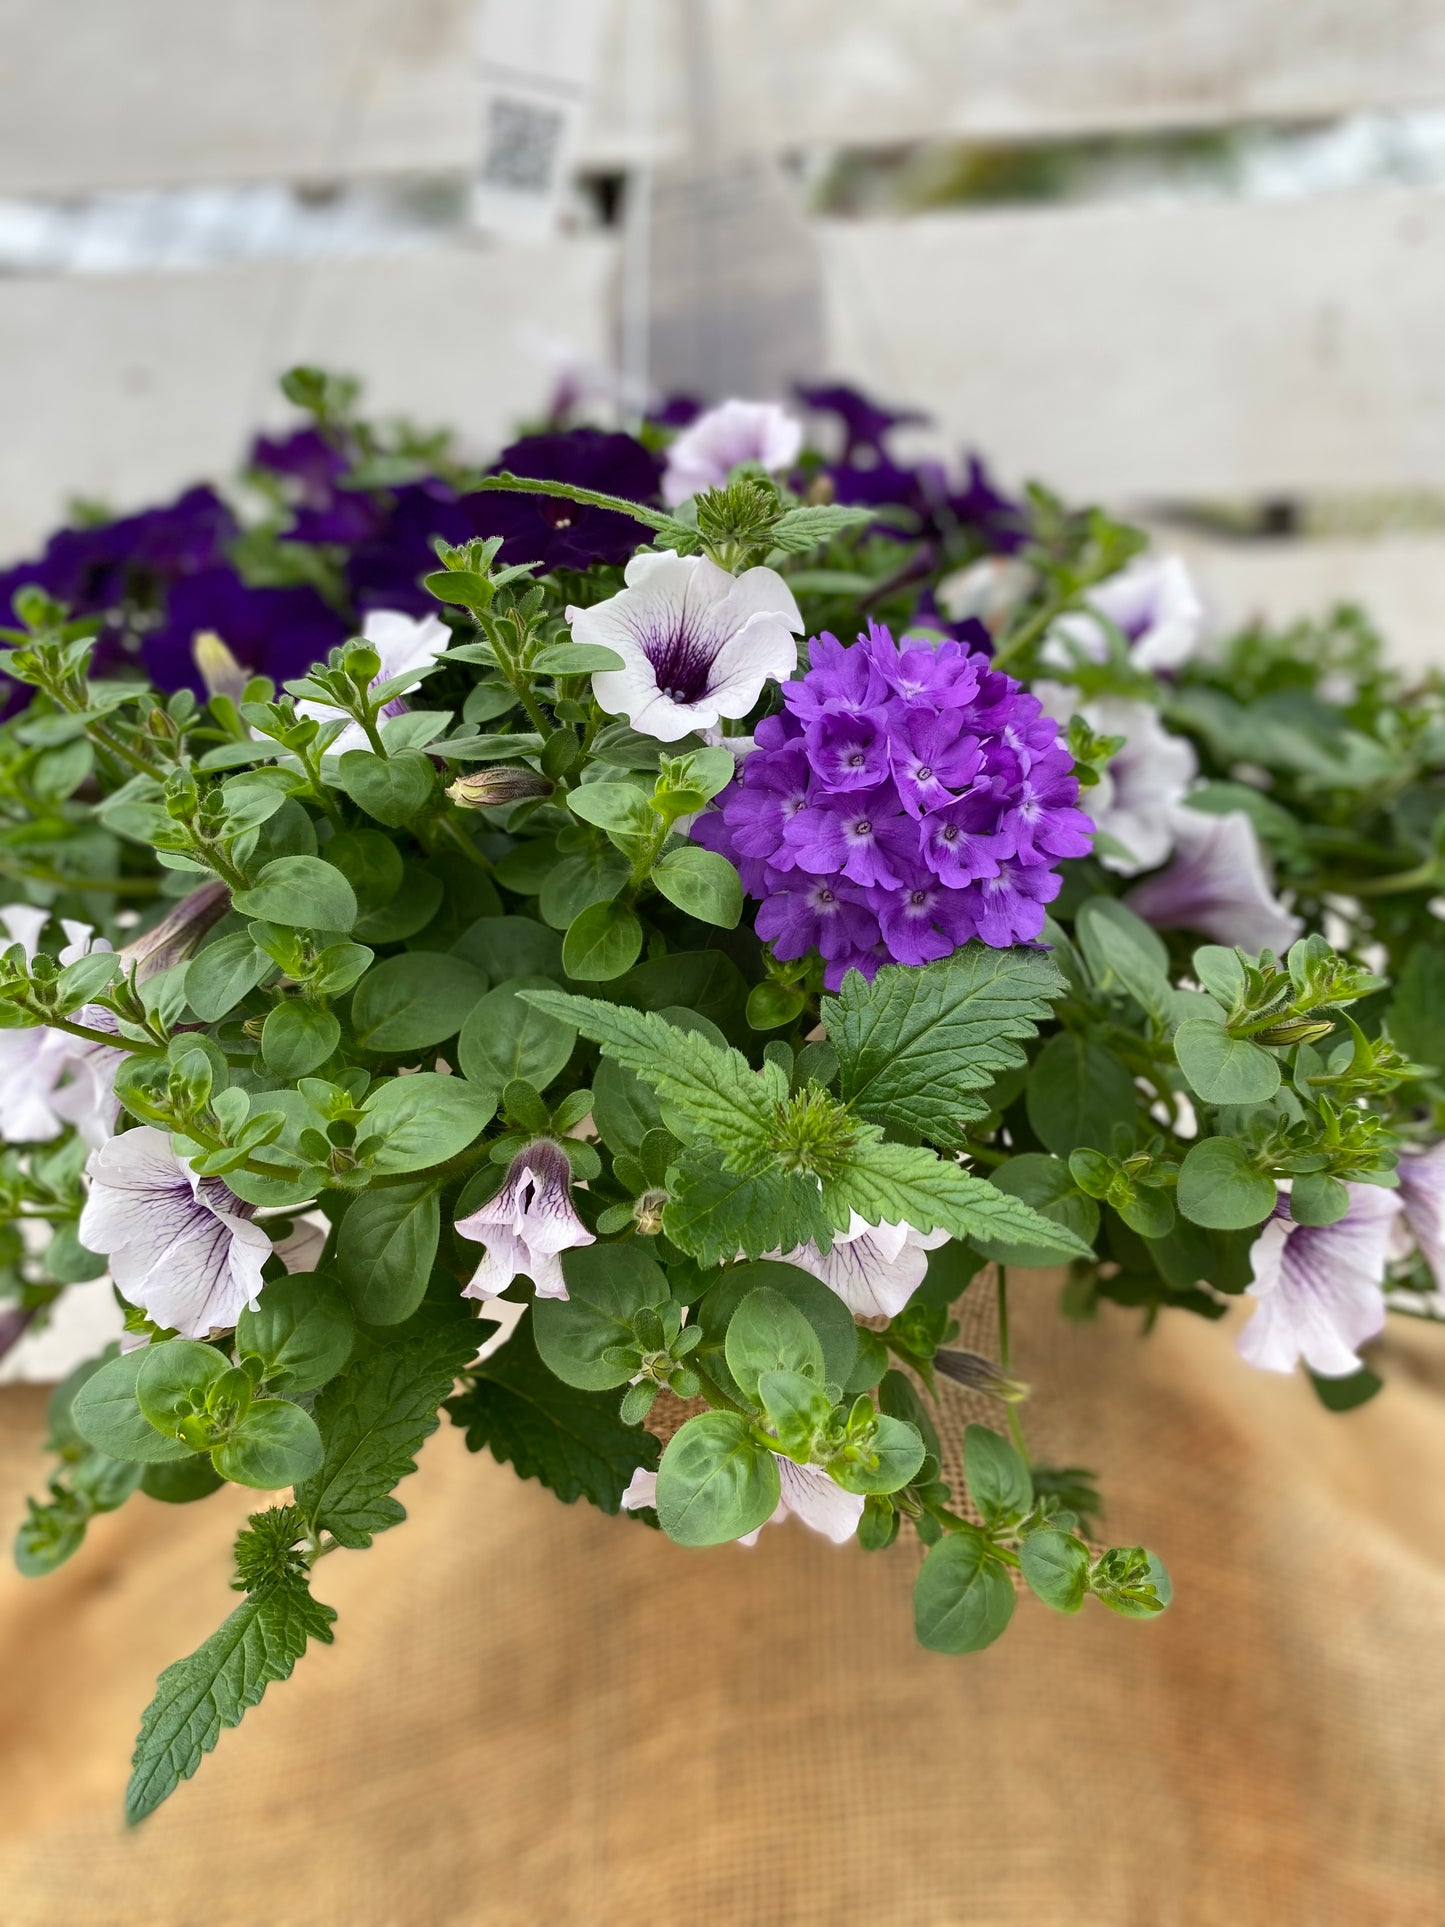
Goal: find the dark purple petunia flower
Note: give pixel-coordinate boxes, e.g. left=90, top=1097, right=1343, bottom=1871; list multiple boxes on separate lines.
left=649, top=395, right=704, bottom=429
left=251, top=427, right=389, bottom=547
left=0, top=485, right=236, bottom=622
left=796, top=383, right=930, bottom=463
left=950, top=455, right=1030, bottom=554
left=470, top=429, right=664, bottom=574
left=143, top=566, right=350, bottom=696
left=692, top=621, right=1089, bottom=985
left=347, top=480, right=482, bottom=615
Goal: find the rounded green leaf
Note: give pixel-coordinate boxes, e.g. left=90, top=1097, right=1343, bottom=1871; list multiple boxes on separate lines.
left=976, top=1154, right=1100, bottom=1268
left=533, top=1243, right=672, bottom=1390
left=698, top=1261, right=858, bottom=1394
left=140, top=1456, right=226, bottom=1504
left=232, top=855, right=357, bottom=932
left=321, top=828, right=403, bottom=909
left=533, top=641, right=625, bottom=675
left=211, top=1399, right=324, bottom=1489
left=651, top=847, right=742, bottom=929
left=71, top=1352, right=195, bottom=1464
left=724, top=1287, right=826, bottom=1403
left=656, top=1411, right=781, bottom=1547
left=1174, top=1019, right=1281, bottom=1105
left=184, top=930, right=269, bottom=1021
left=349, top=951, right=487, bottom=1052
left=261, top=1001, right=341, bottom=1077
left=353, top=869, right=444, bottom=943
left=457, top=976, right=577, bottom=1098
left=335, top=748, right=437, bottom=827
left=1289, top=1171, right=1351, bottom=1227
left=914, top=1528, right=1017, bottom=1654
left=1117, top=1186, right=1176, bottom=1240
left=746, top=981, right=806, bottom=1031
left=452, top=915, right=563, bottom=982
left=358, top=1072, right=495, bottom=1175
left=337, top=1183, right=440, bottom=1324
left=1019, top=1528, right=1090, bottom=1613
left=1177, top=1139, right=1277, bottom=1229
left=562, top=900, right=643, bottom=981
left=1025, top=1033, right=1138, bottom=1156
left=539, top=847, right=630, bottom=930
left=235, top=1272, right=355, bottom=1393
left=963, top=1422, right=1033, bottom=1525
left=567, top=781, right=654, bottom=838
left=135, top=1340, right=234, bottom=1435
left=829, top=1413, right=925, bottom=1496
left=1075, top=897, right=1171, bottom=1016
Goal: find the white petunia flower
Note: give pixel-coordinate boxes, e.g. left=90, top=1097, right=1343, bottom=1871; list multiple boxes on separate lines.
left=621, top=1458, right=864, bottom=1546
left=296, top=608, right=451, bottom=757
left=455, top=1138, right=594, bottom=1302
left=1237, top=1185, right=1402, bottom=1377
left=569, top=551, right=803, bottom=743
left=661, top=399, right=803, bottom=507
left=1044, top=553, right=1205, bottom=675
left=78, top=1126, right=271, bottom=1338
left=771, top=1212, right=949, bottom=1320
left=1036, top=686, right=1197, bottom=876
left=1124, top=807, right=1303, bottom=954
left=0, top=906, right=117, bottom=1146
left=935, top=555, right=1036, bottom=636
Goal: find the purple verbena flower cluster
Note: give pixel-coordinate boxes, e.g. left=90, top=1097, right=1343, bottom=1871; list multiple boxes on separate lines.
left=692, top=621, right=1093, bottom=986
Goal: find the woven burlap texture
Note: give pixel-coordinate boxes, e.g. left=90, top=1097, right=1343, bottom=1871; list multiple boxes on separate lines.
left=2, top=1271, right=1443, bottom=1926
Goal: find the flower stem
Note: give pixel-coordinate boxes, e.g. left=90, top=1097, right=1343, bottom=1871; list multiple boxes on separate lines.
left=995, top=1265, right=1031, bottom=1467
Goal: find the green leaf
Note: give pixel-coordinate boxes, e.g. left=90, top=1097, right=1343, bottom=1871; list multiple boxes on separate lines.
left=520, top=989, right=782, bottom=1165
left=1025, top=1032, right=1139, bottom=1156
left=823, top=1138, right=1095, bottom=1261
left=1192, top=944, right=1247, bottom=1009
left=72, top=1352, right=194, bottom=1464
left=562, top=901, right=643, bottom=981
left=334, top=748, right=436, bottom=827
left=358, top=1072, right=494, bottom=1174
left=532, top=1243, right=671, bottom=1390
left=1074, top=898, right=1172, bottom=1017
left=696, top=1260, right=859, bottom=1392
left=1389, top=942, right=1445, bottom=1076
left=349, top=951, right=487, bottom=1052
left=767, top=503, right=874, bottom=553
left=235, top=1273, right=354, bottom=1395
left=567, top=781, right=654, bottom=838
left=185, top=931, right=270, bottom=1021
left=353, top=870, right=444, bottom=943
left=830, top=1414, right=925, bottom=1496
left=973, top=1154, right=1100, bottom=1268
left=538, top=846, right=630, bottom=928
left=141, top=1456, right=225, bottom=1505
left=320, top=827, right=403, bottom=910
left=1177, top=1139, right=1277, bottom=1230
left=296, top=1300, right=480, bottom=1548
left=827, top=945, right=1065, bottom=1150
left=724, top=1287, right=826, bottom=1402
left=963, top=1422, right=1033, bottom=1526
left=447, top=1314, right=657, bottom=1512
left=533, top=641, right=625, bottom=674
left=452, top=915, right=563, bottom=982
left=336, top=1183, right=440, bottom=1325
left=663, top=1148, right=834, bottom=1266
left=261, top=1001, right=340, bottom=1077
left=1309, top=1364, right=1383, bottom=1411
left=125, top=1578, right=336, bottom=1825
left=1290, top=1171, right=1350, bottom=1227
left=457, top=976, right=577, bottom=1098
left=655, top=1411, right=781, bottom=1546
left=1019, top=1528, right=1090, bottom=1612
left=601, top=949, right=749, bottom=1038
left=212, top=1401, right=324, bottom=1489
left=135, top=1341, right=231, bottom=1434
left=913, top=1528, right=1016, bottom=1654
left=232, top=856, right=357, bottom=932
left=1174, top=1019, right=1281, bottom=1105
left=591, top=1056, right=664, bottom=1154
left=650, top=846, right=742, bottom=928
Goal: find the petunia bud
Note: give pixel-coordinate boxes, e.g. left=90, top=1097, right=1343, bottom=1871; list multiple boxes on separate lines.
left=933, top=1348, right=1030, bottom=1403
left=192, top=631, right=250, bottom=702
left=119, top=879, right=230, bottom=977
left=445, top=767, right=553, bottom=810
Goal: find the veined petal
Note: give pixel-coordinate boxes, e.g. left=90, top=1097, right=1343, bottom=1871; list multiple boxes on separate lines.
left=776, top=1458, right=865, bottom=1543
left=1237, top=1187, right=1400, bottom=1378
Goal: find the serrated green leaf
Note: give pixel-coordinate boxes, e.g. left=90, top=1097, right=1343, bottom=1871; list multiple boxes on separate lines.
left=822, top=1138, right=1094, bottom=1260
left=295, top=1301, right=479, bottom=1548
left=446, top=1315, right=657, bottom=1512
left=125, top=1578, right=335, bottom=1825
left=663, top=1146, right=834, bottom=1265
left=827, top=946, right=1065, bottom=1149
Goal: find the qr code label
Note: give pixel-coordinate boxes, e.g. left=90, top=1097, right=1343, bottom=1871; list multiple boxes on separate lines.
left=481, top=95, right=567, bottom=197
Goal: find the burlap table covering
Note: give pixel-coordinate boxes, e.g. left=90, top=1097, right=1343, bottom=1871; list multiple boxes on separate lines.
left=2, top=1274, right=1443, bottom=1926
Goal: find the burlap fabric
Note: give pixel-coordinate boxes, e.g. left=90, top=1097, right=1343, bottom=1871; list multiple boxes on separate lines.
left=2, top=1273, right=1443, bottom=1925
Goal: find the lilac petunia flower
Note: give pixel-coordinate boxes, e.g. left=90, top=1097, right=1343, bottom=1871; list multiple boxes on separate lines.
left=1237, top=1185, right=1402, bottom=1377
left=1036, top=686, right=1198, bottom=876
left=694, top=621, right=1086, bottom=982
left=661, top=400, right=803, bottom=507
left=621, top=1460, right=864, bottom=1546
left=773, top=1212, right=950, bottom=1319
left=1044, top=553, right=1205, bottom=676
left=1395, top=1143, right=1445, bottom=1294
left=78, top=1127, right=271, bottom=1338
left=569, top=551, right=803, bottom=743
left=455, top=1139, right=594, bottom=1301
left=1124, top=808, right=1303, bottom=954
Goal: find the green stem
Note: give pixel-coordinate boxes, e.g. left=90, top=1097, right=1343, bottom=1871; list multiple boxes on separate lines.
left=439, top=812, right=494, bottom=874
left=690, top=1357, right=746, bottom=1415
left=40, top=1012, right=135, bottom=1049
left=995, top=1265, right=1031, bottom=1467
left=0, top=861, right=161, bottom=896
left=470, top=471, right=674, bottom=534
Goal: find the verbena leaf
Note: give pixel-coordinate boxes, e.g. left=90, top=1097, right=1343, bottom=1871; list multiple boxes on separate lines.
left=125, top=1578, right=335, bottom=1825
left=767, top=503, right=874, bottom=553
left=822, top=1138, right=1094, bottom=1261
left=827, top=946, right=1065, bottom=1149
left=520, top=989, right=784, bottom=1167
left=663, top=1146, right=833, bottom=1265
left=295, top=1300, right=479, bottom=1548
left=446, top=1315, right=656, bottom=1512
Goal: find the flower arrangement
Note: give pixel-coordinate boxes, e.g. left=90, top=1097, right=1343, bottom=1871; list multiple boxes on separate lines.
left=3, top=371, right=1443, bottom=1823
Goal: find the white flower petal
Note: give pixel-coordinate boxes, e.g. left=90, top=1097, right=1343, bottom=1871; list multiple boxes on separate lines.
left=620, top=1468, right=658, bottom=1511
left=662, top=401, right=803, bottom=506
left=1397, top=1143, right=1445, bottom=1292
left=0, top=904, right=48, bottom=958
left=1237, top=1187, right=1400, bottom=1377
left=775, top=1458, right=865, bottom=1543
